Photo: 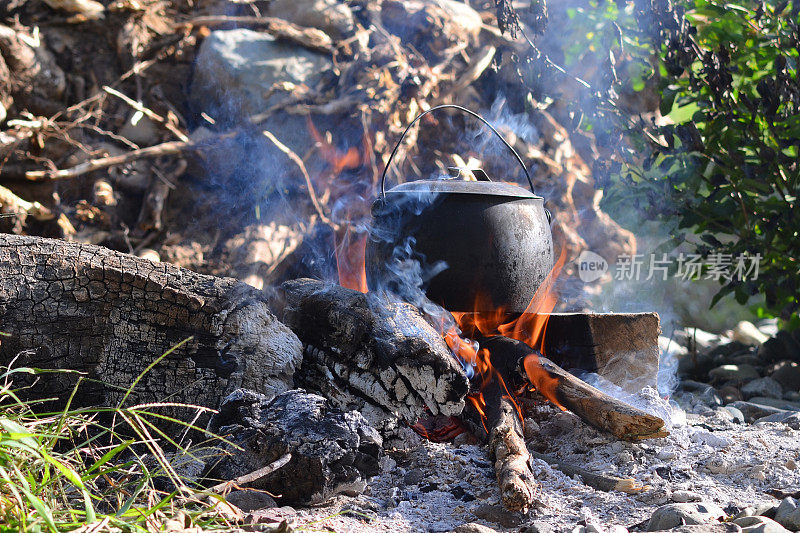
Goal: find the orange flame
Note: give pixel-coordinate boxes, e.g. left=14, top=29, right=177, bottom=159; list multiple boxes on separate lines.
left=335, top=230, right=368, bottom=293
left=306, top=118, right=373, bottom=292
left=451, top=246, right=569, bottom=423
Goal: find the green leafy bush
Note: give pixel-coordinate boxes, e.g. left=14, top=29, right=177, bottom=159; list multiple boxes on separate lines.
left=511, top=0, right=799, bottom=319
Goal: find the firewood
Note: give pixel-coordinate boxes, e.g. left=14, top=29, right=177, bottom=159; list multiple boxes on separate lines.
left=0, top=234, right=303, bottom=419
left=272, top=279, right=469, bottom=425
left=483, top=383, right=538, bottom=513
left=528, top=451, right=647, bottom=494
left=479, top=335, right=668, bottom=441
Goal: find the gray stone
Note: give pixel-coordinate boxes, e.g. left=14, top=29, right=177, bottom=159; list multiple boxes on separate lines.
left=403, top=468, right=424, bottom=485
left=452, top=523, right=499, bottom=533
left=224, top=490, right=277, bottom=512
left=190, top=29, right=332, bottom=119
left=755, top=411, right=800, bottom=429
left=672, top=490, right=704, bottom=503
left=647, top=502, right=726, bottom=531
left=729, top=401, right=792, bottom=423
left=653, top=525, right=741, bottom=533
left=775, top=497, right=800, bottom=531
left=742, top=377, right=785, bottom=400
left=771, top=363, right=800, bottom=391
left=734, top=516, right=793, bottom=533
left=709, top=364, right=760, bottom=384
left=522, top=521, right=556, bottom=533
left=721, top=406, right=746, bottom=423
left=750, top=397, right=800, bottom=411
left=473, top=503, right=523, bottom=528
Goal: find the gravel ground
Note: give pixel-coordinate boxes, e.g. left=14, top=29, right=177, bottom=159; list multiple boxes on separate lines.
left=246, top=391, right=800, bottom=532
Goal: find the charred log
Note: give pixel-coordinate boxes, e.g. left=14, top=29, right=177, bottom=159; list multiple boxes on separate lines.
left=271, top=279, right=469, bottom=426
left=0, top=234, right=303, bottom=417
left=206, top=388, right=382, bottom=505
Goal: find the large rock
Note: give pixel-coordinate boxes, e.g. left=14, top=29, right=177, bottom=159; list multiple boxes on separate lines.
left=647, top=503, right=726, bottom=531
left=207, top=389, right=382, bottom=505
left=775, top=498, right=800, bottom=531
left=190, top=29, right=332, bottom=120
left=771, top=362, right=800, bottom=391
left=742, top=377, right=784, bottom=400
left=708, top=364, right=760, bottom=384
left=734, top=516, right=793, bottom=533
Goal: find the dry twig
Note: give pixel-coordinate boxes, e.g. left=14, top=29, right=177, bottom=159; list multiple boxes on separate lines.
left=262, top=130, right=338, bottom=229
left=173, top=16, right=333, bottom=53
left=207, top=452, right=292, bottom=494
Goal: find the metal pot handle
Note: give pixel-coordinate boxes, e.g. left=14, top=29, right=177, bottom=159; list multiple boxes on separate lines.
left=379, top=104, right=536, bottom=197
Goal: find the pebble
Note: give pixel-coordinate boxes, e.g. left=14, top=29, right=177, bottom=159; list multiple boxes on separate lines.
left=775, top=497, right=800, bottom=531
left=224, top=490, right=276, bottom=512
left=742, top=377, right=785, bottom=400
left=451, top=523, right=498, bottom=533
left=728, top=401, right=790, bottom=423
left=733, top=321, right=770, bottom=346
left=733, top=516, right=793, bottom=533
left=522, top=521, right=556, bottom=533
left=472, top=503, right=522, bottom=528
left=709, top=364, right=760, bottom=384
left=690, top=430, right=733, bottom=448
left=721, top=406, right=746, bottom=423
left=718, top=385, right=744, bottom=404
left=672, top=490, right=704, bottom=503
left=647, top=502, right=726, bottom=531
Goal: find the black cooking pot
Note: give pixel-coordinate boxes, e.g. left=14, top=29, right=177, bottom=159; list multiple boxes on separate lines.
left=365, top=105, right=555, bottom=313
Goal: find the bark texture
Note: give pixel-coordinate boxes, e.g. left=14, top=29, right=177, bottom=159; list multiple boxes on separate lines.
left=0, top=234, right=302, bottom=412
left=272, top=279, right=469, bottom=426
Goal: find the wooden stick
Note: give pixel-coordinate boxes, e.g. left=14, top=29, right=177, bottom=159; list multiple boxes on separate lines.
left=480, top=336, right=667, bottom=441
left=529, top=451, right=648, bottom=494
left=173, top=16, right=333, bottom=53
left=103, top=86, right=189, bottom=142
left=25, top=140, right=190, bottom=180
left=207, top=452, right=292, bottom=494
left=486, top=390, right=538, bottom=512
left=262, top=130, right=337, bottom=230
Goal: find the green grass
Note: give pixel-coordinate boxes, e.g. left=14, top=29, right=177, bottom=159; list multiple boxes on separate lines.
left=0, top=340, right=255, bottom=533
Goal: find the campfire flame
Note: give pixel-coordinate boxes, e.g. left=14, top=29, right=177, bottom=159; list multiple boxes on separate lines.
left=306, top=117, right=372, bottom=293
left=451, top=247, right=570, bottom=425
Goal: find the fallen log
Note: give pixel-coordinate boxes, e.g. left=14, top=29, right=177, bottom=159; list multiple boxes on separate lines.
left=0, top=234, right=303, bottom=417
left=271, top=279, right=470, bottom=427
left=479, top=335, right=668, bottom=441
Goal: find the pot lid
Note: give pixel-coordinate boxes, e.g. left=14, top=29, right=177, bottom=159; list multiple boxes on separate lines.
left=386, top=177, right=542, bottom=199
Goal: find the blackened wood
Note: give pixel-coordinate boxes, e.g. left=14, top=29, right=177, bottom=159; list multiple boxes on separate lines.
left=0, top=234, right=303, bottom=414
left=273, top=279, right=469, bottom=423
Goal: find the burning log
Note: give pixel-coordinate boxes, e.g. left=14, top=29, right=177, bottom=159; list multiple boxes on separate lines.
left=479, top=335, right=668, bottom=441
left=272, top=279, right=470, bottom=426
